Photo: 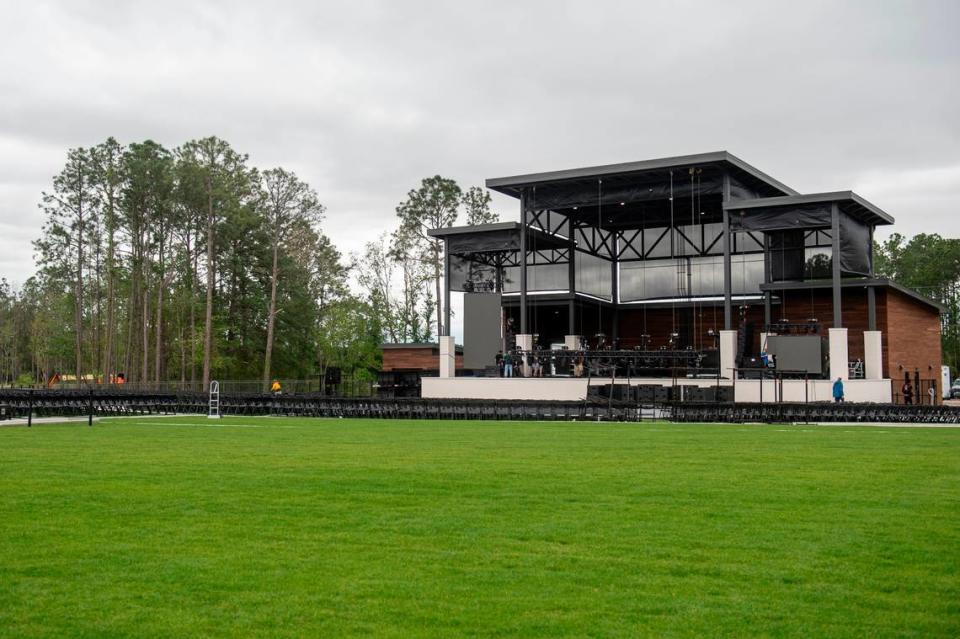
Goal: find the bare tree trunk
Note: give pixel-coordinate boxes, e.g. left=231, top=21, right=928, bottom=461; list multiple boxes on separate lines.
left=104, top=185, right=117, bottom=383
left=141, top=278, right=149, bottom=386
left=202, top=176, right=214, bottom=390
left=262, top=236, right=279, bottom=391
left=179, top=313, right=186, bottom=386
left=154, top=235, right=165, bottom=383
left=189, top=228, right=197, bottom=387
left=93, top=224, right=102, bottom=381
left=124, top=271, right=136, bottom=382
left=154, top=280, right=163, bottom=383
left=75, top=165, right=84, bottom=386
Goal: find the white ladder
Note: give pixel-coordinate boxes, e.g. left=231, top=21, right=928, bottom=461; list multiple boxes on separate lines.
left=208, top=380, right=221, bottom=419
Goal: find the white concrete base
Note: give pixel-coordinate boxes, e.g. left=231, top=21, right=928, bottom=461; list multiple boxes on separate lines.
left=439, top=335, right=455, bottom=379
left=829, top=328, right=849, bottom=381
left=423, top=377, right=589, bottom=401
left=719, top=330, right=737, bottom=379
left=732, top=378, right=891, bottom=403
left=864, top=331, right=883, bottom=380
left=421, top=376, right=893, bottom=403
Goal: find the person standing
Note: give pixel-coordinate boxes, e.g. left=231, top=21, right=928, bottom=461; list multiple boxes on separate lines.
left=495, top=350, right=504, bottom=377
left=503, top=350, right=513, bottom=378
left=832, top=377, right=844, bottom=403
left=902, top=379, right=914, bottom=405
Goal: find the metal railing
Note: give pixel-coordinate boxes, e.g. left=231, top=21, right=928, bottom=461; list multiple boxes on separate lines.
left=504, top=348, right=719, bottom=379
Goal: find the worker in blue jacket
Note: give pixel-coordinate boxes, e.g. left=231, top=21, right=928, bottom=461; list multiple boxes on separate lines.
left=833, top=377, right=845, bottom=403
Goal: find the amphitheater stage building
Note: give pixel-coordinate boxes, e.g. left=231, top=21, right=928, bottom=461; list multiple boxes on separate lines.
left=421, top=151, right=943, bottom=404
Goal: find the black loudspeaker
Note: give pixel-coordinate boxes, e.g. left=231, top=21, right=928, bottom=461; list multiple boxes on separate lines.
left=635, top=385, right=657, bottom=402
left=611, top=384, right=631, bottom=401
left=325, top=367, right=342, bottom=385
left=713, top=386, right=734, bottom=402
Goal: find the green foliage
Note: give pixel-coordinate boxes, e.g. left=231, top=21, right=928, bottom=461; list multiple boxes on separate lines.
left=315, top=297, right=382, bottom=380
left=7, top=137, right=369, bottom=388
left=0, top=418, right=957, bottom=636
left=11, top=139, right=506, bottom=385
left=874, top=233, right=960, bottom=373
left=462, top=185, right=497, bottom=225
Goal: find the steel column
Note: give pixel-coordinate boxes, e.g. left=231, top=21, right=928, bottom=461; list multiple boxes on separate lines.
left=763, top=233, right=772, bottom=326
left=568, top=224, right=576, bottom=335
left=611, top=234, right=618, bottom=342
left=867, top=285, right=877, bottom=331
left=831, top=202, right=842, bottom=328
left=722, top=173, right=733, bottom=329
left=519, top=189, right=528, bottom=334
left=442, top=237, right=451, bottom=336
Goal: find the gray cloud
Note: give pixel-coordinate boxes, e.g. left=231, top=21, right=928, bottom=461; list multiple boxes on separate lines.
left=1, top=0, right=958, bottom=285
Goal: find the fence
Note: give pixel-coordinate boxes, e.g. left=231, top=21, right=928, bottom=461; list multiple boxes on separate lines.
left=890, top=378, right=939, bottom=405
left=3, top=388, right=960, bottom=424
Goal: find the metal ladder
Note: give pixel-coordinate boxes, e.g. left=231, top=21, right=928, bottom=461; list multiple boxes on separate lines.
left=208, top=380, right=221, bottom=419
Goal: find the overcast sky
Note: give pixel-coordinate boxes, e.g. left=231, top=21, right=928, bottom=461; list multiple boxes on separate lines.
left=1, top=0, right=958, bottom=288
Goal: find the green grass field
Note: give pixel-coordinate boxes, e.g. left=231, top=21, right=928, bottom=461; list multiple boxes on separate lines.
left=0, top=417, right=958, bottom=638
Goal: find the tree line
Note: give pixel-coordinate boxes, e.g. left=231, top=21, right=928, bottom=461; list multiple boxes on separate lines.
left=0, top=137, right=496, bottom=389
left=874, top=233, right=960, bottom=374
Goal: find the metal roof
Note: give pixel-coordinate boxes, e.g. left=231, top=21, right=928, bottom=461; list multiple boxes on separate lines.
left=723, top=191, right=894, bottom=226
left=485, top=151, right=798, bottom=198
left=427, top=222, right=518, bottom=237
left=428, top=221, right=571, bottom=252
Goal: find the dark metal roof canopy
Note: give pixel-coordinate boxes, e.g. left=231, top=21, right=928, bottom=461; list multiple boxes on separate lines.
left=722, top=191, right=894, bottom=227
left=427, top=221, right=569, bottom=253
left=486, top=151, right=798, bottom=199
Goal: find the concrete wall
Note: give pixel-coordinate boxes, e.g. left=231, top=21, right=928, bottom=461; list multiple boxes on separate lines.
left=422, top=377, right=589, bottom=401
left=422, top=376, right=892, bottom=403
left=731, top=379, right=891, bottom=403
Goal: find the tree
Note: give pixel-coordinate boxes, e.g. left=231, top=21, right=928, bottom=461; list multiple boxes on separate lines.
left=462, top=186, right=497, bottom=225
left=36, top=147, right=98, bottom=384
left=354, top=234, right=398, bottom=342
left=390, top=226, right=434, bottom=343
left=395, top=176, right=461, bottom=337
left=259, top=168, right=325, bottom=390
left=874, top=232, right=960, bottom=373
left=88, top=137, right=124, bottom=382
left=177, top=137, right=255, bottom=389
left=315, top=297, right=381, bottom=390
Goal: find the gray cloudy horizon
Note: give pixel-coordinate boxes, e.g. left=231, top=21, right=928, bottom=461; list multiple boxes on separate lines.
left=1, top=0, right=958, bottom=287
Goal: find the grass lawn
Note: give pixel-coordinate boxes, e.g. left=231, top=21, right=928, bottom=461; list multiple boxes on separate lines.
left=0, top=417, right=958, bottom=638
